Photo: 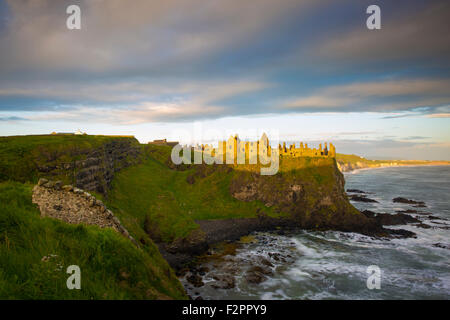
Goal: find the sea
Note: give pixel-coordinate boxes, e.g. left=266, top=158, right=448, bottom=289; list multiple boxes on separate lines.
left=181, top=166, right=450, bottom=300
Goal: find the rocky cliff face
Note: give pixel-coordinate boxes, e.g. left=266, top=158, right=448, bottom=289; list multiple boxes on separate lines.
left=37, top=138, right=141, bottom=194
left=229, top=159, right=379, bottom=234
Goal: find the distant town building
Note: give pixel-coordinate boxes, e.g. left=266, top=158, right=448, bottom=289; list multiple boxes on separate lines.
left=148, top=138, right=179, bottom=147
left=51, top=129, right=86, bottom=135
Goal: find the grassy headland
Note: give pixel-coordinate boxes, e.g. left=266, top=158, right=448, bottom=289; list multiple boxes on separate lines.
left=0, top=134, right=391, bottom=299
left=0, top=135, right=186, bottom=299
left=0, top=134, right=140, bottom=184
left=104, top=145, right=368, bottom=249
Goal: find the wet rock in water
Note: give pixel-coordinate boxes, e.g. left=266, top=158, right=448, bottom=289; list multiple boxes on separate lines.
left=268, top=252, right=282, bottom=261
left=374, top=213, right=420, bottom=226
left=346, top=189, right=368, bottom=194
left=413, top=212, right=433, bottom=215
left=211, top=274, right=236, bottom=289
left=259, top=257, right=274, bottom=268
left=427, top=215, right=448, bottom=221
left=197, top=266, right=210, bottom=273
left=250, top=265, right=273, bottom=276
left=395, top=209, right=417, bottom=214
left=349, top=195, right=378, bottom=203
left=413, top=204, right=427, bottom=208
left=186, top=274, right=204, bottom=287
left=393, top=197, right=425, bottom=205
left=433, top=243, right=450, bottom=250
left=414, top=223, right=432, bottom=229
left=245, top=270, right=267, bottom=284
left=387, top=229, right=417, bottom=239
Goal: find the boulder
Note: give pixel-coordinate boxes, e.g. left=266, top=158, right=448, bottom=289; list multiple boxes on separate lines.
left=62, top=185, right=73, bottom=192
left=38, top=178, right=48, bottom=186
left=186, top=274, right=204, bottom=287
left=393, top=197, right=425, bottom=205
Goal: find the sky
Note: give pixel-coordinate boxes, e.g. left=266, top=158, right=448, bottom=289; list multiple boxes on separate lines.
left=0, top=0, right=449, bottom=160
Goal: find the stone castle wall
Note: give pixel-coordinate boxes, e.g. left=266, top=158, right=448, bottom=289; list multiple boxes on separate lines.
left=194, top=134, right=336, bottom=164
left=32, top=178, right=138, bottom=247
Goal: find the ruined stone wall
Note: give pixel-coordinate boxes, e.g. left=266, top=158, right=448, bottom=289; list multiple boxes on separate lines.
left=32, top=179, right=138, bottom=246
left=197, top=134, right=336, bottom=165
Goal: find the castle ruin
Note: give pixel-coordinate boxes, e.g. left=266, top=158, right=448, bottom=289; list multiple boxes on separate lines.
left=193, top=133, right=335, bottom=164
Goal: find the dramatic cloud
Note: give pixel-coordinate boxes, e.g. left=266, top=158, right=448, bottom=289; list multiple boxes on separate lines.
left=0, top=0, right=449, bottom=160
left=309, top=0, right=450, bottom=66
left=281, top=78, right=450, bottom=113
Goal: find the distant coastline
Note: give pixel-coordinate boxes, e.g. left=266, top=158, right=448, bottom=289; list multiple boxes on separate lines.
left=336, top=153, right=450, bottom=173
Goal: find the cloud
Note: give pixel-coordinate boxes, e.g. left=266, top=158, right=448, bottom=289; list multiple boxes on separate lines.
left=309, top=1, right=450, bottom=66
left=23, top=79, right=270, bottom=123
left=280, top=78, right=450, bottom=113
left=0, top=0, right=326, bottom=76
left=0, top=78, right=269, bottom=105
left=426, top=113, right=450, bottom=118
left=30, top=102, right=225, bottom=124
left=1, top=0, right=449, bottom=125
left=402, top=136, right=431, bottom=140
left=0, top=116, right=28, bottom=121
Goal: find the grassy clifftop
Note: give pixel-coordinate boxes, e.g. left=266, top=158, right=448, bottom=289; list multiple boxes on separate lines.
left=0, top=135, right=187, bottom=299
left=0, top=134, right=140, bottom=185
left=0, top=181, right=186, bottom=299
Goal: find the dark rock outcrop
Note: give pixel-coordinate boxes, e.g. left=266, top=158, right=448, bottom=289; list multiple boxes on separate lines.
left=349, top=194, right=378, bottom=203
left=37, top=138, right=141, bottom=194
left=347, top=189, right=369, bottom=194
left=373, top=213, right=420, bottom=226
left=228, top=160, right=380, bottom=235
left=393, top=197, right=426, bottom=206
left=433, top=243, right=450, bottom=250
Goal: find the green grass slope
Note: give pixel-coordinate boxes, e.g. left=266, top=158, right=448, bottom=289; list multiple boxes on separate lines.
left=0, top=135, right=187, bottom=299
left=0, top=181, right=186, bottom=299
left=0, top=134, right=139, bottom=184
left=105, top=145, right=284, bottom=243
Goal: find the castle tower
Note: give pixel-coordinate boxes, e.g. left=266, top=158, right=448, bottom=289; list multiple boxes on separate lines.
left=237, top=136, right=246, bottom=164
left=330, top=142, right=336, bottom=157
left=217, top=141, right=226, bottom=163
left=226, top=135, right=236, bottom=164
left=249, top=141, right=258, bottom=164
left=259, top=133, right=269, bottom=164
